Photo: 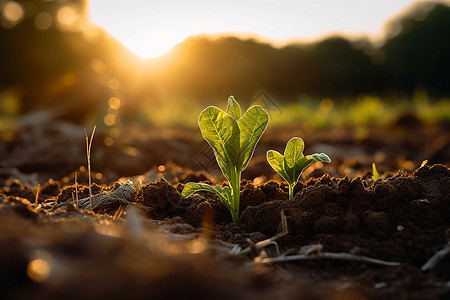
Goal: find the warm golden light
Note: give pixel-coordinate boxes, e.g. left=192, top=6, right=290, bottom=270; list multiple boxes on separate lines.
left=108, top=78, right=121, bottom=90
left=34, top=12, right=53, bottom=31
left=57, top=6, right=77, bottom=29
left=2, top=1, right=24, bottom=24
left=108, top=97, right=121, bottom=110
left=104, top=137, right=114, bottom=146
left=27, top=249, right=53, bottom=283
left=90, top=58, right=107, bottom=73
left=94, top=222, right=121, bottom=237
left=104, top=114, right=116, bottom=126
left=0, top=89, right=21, bottom=115
left=187, top=238, right=207, bottom=254
left=109, top=128, right=120, bottom=138
left=62, top=73, right=76, bottom=87
left=88, top=0, right=429, bottom=59
left=27, top=259, right=51, bottom=282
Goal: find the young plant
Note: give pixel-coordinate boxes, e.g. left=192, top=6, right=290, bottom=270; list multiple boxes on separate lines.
left=372, top=163, right=379, bottom=181
left=181, top=96, right=269, bottom=223
left=267, top=137, right=331, bottom=200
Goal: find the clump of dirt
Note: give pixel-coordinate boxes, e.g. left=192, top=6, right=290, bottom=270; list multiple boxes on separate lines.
left=136, top=178, right=182, bottom=219
left=0, top=195, right=38, bottom=220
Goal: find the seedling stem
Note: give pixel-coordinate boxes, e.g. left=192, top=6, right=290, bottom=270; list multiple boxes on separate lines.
left=231, top=167, right=241, bottom=223
left=288, top=183, right=295, bottom=200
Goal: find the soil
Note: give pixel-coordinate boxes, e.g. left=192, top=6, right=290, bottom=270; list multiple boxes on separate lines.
left=0, top=118, right=449, bottom=299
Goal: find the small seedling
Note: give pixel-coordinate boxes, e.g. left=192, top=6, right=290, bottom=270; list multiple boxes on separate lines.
left=181, top=96, right=269, bottom=223
left=34, top=184, right=40, bottom=206
left=84, top=126, right=96, bottom=210
left=267, top=137, right=330, bottom=200
left=372, top=163, right=379, bottom=181
left=420, top=160, right=428, bottom=168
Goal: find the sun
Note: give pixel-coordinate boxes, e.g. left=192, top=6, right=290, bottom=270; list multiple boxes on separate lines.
left=116, top=30, right=188, bottom=59
left=89, top=2, right=184, bottom=58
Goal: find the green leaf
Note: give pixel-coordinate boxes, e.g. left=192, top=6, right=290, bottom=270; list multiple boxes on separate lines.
left=267, top=150, right=291, bottom=184
left=198, top=106, right=240, bottom=168
left=182, top=183, right=232, bottom=210
left=215, top=184, right=223, bottom=192
left=226, top=96, right=242, bottom=120
left=220, top=186, right=233, bottom=209
left=181, top=182, right=220, bottom=198
left=284, top=137, right=305, bottom=169
left=222, top=186, right=232, bottom=200
left=237, top=105, right=269, bottom=171
left=283, top=137, right=305, bottom=182
left=292, top=156, right=315, bottom=181
left=214, top=150, right=231, bottom=181
left=215, top=184, right=232, bottom=209
left=292, top=153, right=331, bottom=182
left=310, top=153, right=331, bottom=163
left=266, top=138, right=332, bottom=194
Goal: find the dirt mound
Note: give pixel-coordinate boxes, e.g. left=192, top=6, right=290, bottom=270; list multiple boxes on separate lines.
left=0, top=164, right=449, bottom=299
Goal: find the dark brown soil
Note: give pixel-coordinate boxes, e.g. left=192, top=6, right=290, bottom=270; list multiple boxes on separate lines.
left=0, top=120, right=449, bottom=299
left=0, top=163, right=448, bottom=299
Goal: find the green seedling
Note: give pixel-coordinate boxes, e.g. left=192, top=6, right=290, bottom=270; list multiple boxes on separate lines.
left=372, top=163, right=379, bottom=181
left=181, top=96, right=269, bottom=223
left=267, top=137, right=330, bottom=200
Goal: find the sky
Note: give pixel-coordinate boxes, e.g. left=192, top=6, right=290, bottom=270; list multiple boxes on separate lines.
left=88, top=0, right=445, bottom=58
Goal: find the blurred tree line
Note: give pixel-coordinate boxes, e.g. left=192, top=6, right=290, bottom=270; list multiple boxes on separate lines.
left=0, top=0, right=449, bottom=118
left=146, top=1, right=450, bottom=102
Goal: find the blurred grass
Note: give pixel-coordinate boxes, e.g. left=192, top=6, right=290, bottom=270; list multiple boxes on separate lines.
left=137, top=93, right=450, bottom=130
left=138, top=97, right=206, bottom=128
left=0, top=89, right=21, bottom=142
left=1, top=88, right=449, bottom=135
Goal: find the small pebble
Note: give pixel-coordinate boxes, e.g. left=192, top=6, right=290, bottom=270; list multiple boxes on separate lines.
left=374, top=282, right=387, bottom=289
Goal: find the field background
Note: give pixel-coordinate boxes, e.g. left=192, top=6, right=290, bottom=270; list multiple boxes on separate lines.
left=0, top=0, right=449, bottom=181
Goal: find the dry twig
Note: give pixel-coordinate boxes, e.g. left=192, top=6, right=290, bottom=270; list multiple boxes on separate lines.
left=422, top=241, right=450, bottom=272
left=74, top=172, right=79, bottom=209
left=250, top=252, right=401, bottom=267
left=240, top=210, right=288, bottom=255
left=84, top=126, right=96, bottom=210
